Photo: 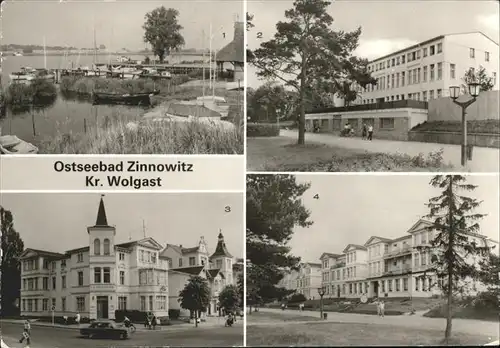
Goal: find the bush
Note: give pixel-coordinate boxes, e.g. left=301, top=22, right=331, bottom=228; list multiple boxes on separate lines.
left=288, top=293, right=307, bottom=304
left=168, top=309, right=180, bottom=319
left=247, top=123, right=280, bottom=137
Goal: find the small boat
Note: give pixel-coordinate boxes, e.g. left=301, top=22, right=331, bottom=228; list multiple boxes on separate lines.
left=33, top=68, right=55, bottom=80
left=9, top=67, right=36, bottom=82
left=92, top=91, right=159, bottom=106
left=0, top=135, right=38, bottom=154
left=13, top=52, right=23, bottom=56
left=116, top=56, right=130, bottom=63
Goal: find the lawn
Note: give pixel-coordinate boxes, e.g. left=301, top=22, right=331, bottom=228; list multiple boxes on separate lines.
left=411, top=120, right=500, bottom=134
left=247, top=137, right=453, bottom=172
left=247, top=313, right=494, bottom=346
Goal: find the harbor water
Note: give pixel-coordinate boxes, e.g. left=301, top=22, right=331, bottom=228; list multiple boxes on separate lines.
left=0, top=53, right=204, bottom=146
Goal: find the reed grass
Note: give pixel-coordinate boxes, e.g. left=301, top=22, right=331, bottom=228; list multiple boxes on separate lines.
left=42, top=117, right=243, bottom=154
left=5, top=78, right=57, bottom=105
left=59, top=75, right=190, bottom=95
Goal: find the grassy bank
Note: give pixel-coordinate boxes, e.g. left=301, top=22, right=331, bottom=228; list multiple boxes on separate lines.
left=248, top=137, right=453, bottom=172
left=411, top=120, right=500, bottom=134
left=42, top=117, right=243, bottom=154
left=59, top=75, right=190, bottom=96
left=4, top=78, right=57, bottom=105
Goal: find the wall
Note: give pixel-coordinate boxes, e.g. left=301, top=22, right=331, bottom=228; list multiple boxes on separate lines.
left=408, top=130, right=500, bottom=148
left=428, top=90, right=499, bottom=122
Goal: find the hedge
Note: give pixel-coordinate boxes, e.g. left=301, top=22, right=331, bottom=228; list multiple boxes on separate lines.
left=247, top=123, right=280, bottom=137
left=168, top=309, right=180, bottom=319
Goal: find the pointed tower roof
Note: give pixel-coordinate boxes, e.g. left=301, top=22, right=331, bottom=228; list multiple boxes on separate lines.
left=209, top=231, right=233, bottom=260
left=88, top=195, right=114, bottom=232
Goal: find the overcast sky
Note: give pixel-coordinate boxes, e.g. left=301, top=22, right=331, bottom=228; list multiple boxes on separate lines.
left=247, top=0, right=499, bottom=88
left=0, top=193, right=243, bottom=259
left=288, top=175, right=500, bottom=263
left=1, top=0, right=243, bottom=50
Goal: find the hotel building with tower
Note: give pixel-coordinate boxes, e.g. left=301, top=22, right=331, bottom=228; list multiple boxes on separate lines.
left=18, top=196, right=238, bottom=320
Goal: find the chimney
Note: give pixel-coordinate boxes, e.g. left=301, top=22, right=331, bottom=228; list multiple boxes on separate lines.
left=234, top=21, right=244, bottom=41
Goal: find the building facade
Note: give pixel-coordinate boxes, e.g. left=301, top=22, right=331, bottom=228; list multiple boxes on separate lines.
left=279, top=262, right=322, bottom=300
left=355, top=32, right=499, bottom=105
left=319, top=219, right=498, bottom=300
left=19, top=198, right=238, bottom=320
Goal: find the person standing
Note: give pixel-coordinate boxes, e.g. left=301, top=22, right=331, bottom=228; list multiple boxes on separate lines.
left=19, top=320, right=31, bottom=345
left=379, top=300, right=385, bottom=317
left=362, top=124, right=367, bottom=140
left=75, top=312, right=80, bottom=326
left=376, top=298, right=381, bottom=317
left=368, top=124, right=374, bottom=141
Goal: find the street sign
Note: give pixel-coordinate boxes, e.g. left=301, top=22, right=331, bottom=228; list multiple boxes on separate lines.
left=360, top=295, right=367, bottom=304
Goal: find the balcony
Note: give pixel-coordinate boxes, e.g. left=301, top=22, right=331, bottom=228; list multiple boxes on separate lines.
left=382, top=264, right=412, bottom=276
left=307, top=99, right=429, bottom=114
left=384, top=245, right=412, bottom=259
left=331, top=262, right=346, bottom=269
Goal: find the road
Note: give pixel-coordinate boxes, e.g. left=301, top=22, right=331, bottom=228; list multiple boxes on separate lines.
left=0, top=322, right=243, bottom=348
left=251, top=307, right=499, bottom=339
left=280, top=129, right=500, bottom=172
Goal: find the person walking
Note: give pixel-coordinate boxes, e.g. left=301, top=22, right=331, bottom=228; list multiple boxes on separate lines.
left=379, top=300, right=385, bottom=317
left=75, top=312, right=80, bottom=326
left=368, top=124, right=374, bottom=141
left=152, top=315, right=157, bottom=330
left=362, top=124, right=367, bottom=140
left=19, top=320, right=31, bottom=345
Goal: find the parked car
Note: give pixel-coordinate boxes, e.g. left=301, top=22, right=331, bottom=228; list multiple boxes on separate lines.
left=80, top=320, right=129, bottom=340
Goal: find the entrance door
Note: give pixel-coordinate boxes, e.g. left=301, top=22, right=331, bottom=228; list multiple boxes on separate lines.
left=97, top=296, right=109, bottom=319
left=373, top=281, right=379, bottom=297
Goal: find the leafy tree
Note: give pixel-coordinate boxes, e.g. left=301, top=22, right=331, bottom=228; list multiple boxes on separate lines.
left=1, top=207, right=24, bottom=317
left=218, top=285, right=239, bottom=313
left=246, top=12, right=254, bottom=32
left=288, top=293, right=307, bottom=303
left=236, top=273, right=244, bottom=308
left=250, top=0, right=375, bottom=144
left=462, top=66, right=495, bottom=92
left=247, top=82, right=297, bottom=123
left=178, top=276, right=210, bottom=327
left=246, top=175, right=313, bottom=313
left=416, top=175, right=492, bottom=344
left=143, top=6, right=185, bottom=63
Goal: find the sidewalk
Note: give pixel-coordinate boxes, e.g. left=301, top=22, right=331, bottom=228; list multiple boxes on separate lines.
left=280, top=130, right=500, bottom=172
left=256, top=307, right=500, bottom=339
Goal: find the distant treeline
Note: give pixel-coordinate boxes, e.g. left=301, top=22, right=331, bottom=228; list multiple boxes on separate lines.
left=1, top=44, right=77, bottom=51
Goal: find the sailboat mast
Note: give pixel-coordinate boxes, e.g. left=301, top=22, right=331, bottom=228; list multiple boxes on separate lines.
left=209, top=22, right=212, bottom=91
left=202, top=29, right=205, bottom=102
left=93, top=26, right=97, bottom=65
left=43, top=36, right=47, bottom=70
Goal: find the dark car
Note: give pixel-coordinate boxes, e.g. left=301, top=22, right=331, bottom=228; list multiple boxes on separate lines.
left=80, top=320, right=129, bottom=340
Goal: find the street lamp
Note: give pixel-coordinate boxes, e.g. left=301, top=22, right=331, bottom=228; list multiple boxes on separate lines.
left=317, top=286, right=326, bottom=319
left=449, top=82, right=481, bottom=166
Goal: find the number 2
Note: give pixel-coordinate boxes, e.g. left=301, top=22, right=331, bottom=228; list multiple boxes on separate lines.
left=257, top=32, right=263, bottom=39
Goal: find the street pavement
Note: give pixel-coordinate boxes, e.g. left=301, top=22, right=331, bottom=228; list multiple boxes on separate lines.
left=0, top=321, right=243, bottom=347
left=280, top=129, right=500, bottom=172
left=252, top=307, right=500, bottom=340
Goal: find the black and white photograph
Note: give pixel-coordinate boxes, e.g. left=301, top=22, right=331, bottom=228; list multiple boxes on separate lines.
left=246, top=0, right=499, bottom=172
left=246, top=174, right=499, bottom=346
left=0, top=0, right=244, bottom=154
left=0, top=193, right=244, bottom=347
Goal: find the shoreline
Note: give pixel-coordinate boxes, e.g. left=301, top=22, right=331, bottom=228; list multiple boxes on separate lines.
left=1, top=51, right=208, bottom=57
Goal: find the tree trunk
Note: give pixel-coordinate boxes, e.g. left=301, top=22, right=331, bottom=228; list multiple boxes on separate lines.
left=297, top=53, right=307, bottom=145
left=445, top=179, right=454, bottom=343
left=194, top=310, right=198, bottom=328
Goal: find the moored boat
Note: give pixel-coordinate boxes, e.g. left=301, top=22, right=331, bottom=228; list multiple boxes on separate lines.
left=0, top=135, right=39, bottom=154
left=91, top=90, right=158, bottom=106
left=9, top=67, right=36, bottom=82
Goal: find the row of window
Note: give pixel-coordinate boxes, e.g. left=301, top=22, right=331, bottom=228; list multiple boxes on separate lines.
left=368, top=42, right=443, bottom=72
left=470, top=47, right=491, bottom=62
left=362, top=88, right=443, bottom=104
left=22, top=297, right=85, bottom=312
left=346, top=252, right=357, bottom=263
left=139, top=295, right=167, bottom=311
left=93, top=238, right=111, bottom=256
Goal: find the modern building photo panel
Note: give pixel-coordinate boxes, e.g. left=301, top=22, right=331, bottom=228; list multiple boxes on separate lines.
left=246, top=174, right=499, bottom=346
left=0, top=193, right=243, bottom=347
left=246, top=0, right=499, bottom=172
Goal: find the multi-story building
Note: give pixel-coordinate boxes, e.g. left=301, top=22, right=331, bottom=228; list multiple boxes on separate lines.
left=279, top=262, right=322, bottom=300
left=19, top=197, right=238, bottom=320
left=355, top=31, right=499, bottom=105
left=319, top=218, right=498, bottom=300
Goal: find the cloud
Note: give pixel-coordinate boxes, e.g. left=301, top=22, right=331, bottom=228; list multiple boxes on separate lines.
left=355, top=38, right=418, bottom=61
left=476, top=14, right=500, bottom=32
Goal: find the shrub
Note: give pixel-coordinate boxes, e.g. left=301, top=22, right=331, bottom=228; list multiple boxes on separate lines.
left=288, top=293, right=307, bottom=304
left=168, top=309, right=180, bottom=319
left=247, top=123, right=280, bottom=137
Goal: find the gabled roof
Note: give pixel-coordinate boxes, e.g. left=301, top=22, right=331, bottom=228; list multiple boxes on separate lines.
left=364, top=236, right=392, bottom=246
left=342, top=244, right=367, bottom=253
left=319, top=252, right=342, bottom=260
left=207, top=268, right=225, bottom=279
left=170, top=266, right=205, bottom=276
left=407, top=219, right=433, bottom=234
left=216, top=22, right=244, bottom=63
left=116, top=237, right=163, bottom=251
left=19, top=248, right=65, bottom=260
left=303, top=262, right=322, bottom=268
left=160, top=244, right=202, bottom=258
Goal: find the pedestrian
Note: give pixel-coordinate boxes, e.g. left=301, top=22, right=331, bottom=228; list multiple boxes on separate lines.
left=376, top=298, right=381, bottom=317
left=19, top=320, right=31, bottom=345
left=152, top=315, right=157, bottom=330
left=379, top=300, right=385, bottom=317
left=75, top=312, right=80, bottom=326
left=368, top=124, right=374, bottom=141
left=362, top=124, right=367, bottom=140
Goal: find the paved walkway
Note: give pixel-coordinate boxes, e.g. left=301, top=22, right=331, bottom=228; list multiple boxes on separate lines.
left=280, top=130, right=500, bottom=172
left=253, top=308, right=500, bottom=339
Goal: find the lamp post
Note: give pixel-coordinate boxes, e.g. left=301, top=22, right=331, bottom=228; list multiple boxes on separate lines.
left=317, top=286, right=326, bottom=319
left=449, top=82, right=481, bottom=167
